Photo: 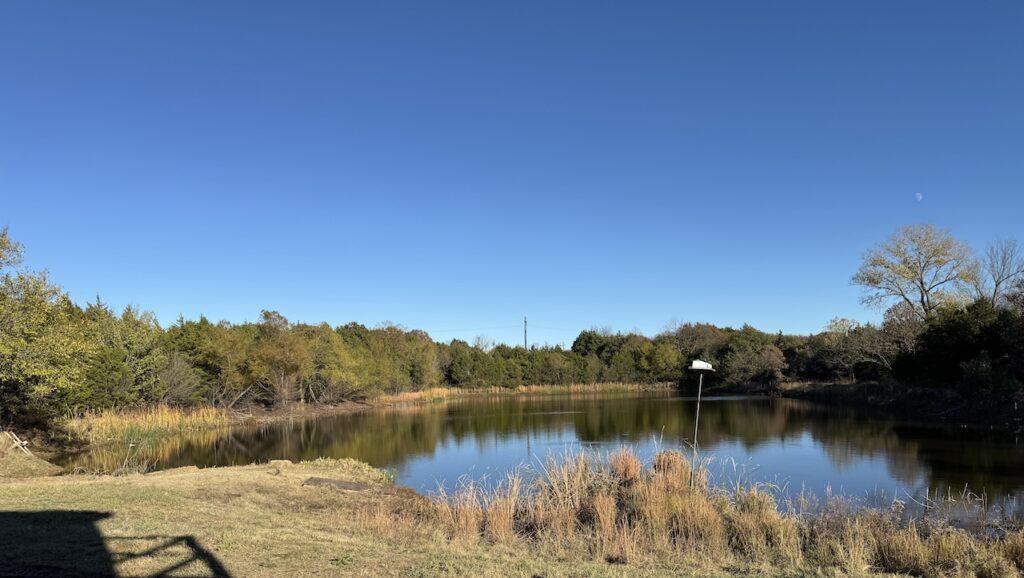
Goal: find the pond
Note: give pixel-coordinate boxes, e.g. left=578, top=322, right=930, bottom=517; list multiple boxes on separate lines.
left=58, top=392, right=1024, bottom=507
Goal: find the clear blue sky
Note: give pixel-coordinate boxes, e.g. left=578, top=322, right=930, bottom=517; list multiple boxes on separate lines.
left=2, top=1, right=1022, bottom=347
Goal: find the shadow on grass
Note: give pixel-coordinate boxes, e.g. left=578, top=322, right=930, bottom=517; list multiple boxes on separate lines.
left=0, top=511, right=230, bottom=577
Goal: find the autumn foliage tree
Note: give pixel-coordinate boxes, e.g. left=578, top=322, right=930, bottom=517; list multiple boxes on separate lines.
left=852, top=224, right=976, bottom=320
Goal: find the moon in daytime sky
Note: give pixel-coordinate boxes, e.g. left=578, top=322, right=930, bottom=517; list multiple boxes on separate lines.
left=915, top=192, right=924, bottom=201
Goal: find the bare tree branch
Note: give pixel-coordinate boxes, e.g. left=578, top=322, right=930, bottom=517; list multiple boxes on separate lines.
left=972, top=239, right=1024, bottom=306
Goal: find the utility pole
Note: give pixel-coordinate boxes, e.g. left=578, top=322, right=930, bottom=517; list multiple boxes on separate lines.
left=523, top=316, right=528, bottom=349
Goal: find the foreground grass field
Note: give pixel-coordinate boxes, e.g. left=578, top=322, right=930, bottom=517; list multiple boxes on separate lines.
left=3, top=442, right=1024, bottom=577
left=0, top=456, right=725, bottom=577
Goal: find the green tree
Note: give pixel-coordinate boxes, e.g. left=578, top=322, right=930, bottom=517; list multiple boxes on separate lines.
left=297, top=323, right=359, bottom=402
left=251, top=311, right=312, bottom=405
left=207, top=322, right=257, bottom=408
left=164, top=316, right=220, bottom=404
left=0, top=230, right=94, bottom=427
left=79, top=303, right=167, bottom=409
left=816, top=318, right=895, bottom=382
left=647, top=341, right=682, bottom=382
left=896, top=299, right=1024, bottom=393
left=607, top=335, right=653, bottom=383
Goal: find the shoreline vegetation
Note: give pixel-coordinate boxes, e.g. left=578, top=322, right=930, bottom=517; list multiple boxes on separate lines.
left=2, top=448, right=1024, bottom=577
left=423, top=447, right=1024, bottom=577
left=31, top=376, right=1018, bottom=465
left=49, top=382, right=677, bottom=456
left=376, top=382, right=677, bottom=404
left=3, top=226, right=1024, bottom=449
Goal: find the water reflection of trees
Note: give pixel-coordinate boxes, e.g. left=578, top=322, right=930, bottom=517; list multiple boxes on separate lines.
left=62, top=394, right=1024, bottom=496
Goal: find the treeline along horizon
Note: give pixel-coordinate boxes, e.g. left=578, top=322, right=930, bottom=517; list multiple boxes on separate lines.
left=2, top=226, right=1023, bottom=431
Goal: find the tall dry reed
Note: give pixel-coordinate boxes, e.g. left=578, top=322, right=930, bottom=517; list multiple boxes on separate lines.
left=425, top=447, right=1024, bottom=576
left=378, top=383, right=676, bottom=405
left=65, top=405, right=229, bottom=444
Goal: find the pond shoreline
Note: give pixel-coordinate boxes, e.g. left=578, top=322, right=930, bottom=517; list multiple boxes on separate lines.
left=224, top=382, right=681, bottom=430
left=295, top=381, right=1021, bottom=438
left=36, top=383, right=678, bottom=461
left=22, top=384, right=1024, bottom=542
left=33, top=378, right=1022, bottom=473
left=4, top=455, right=1024, bottom=577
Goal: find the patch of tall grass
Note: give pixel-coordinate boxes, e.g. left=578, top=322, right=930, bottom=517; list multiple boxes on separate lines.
left=380, top=387, right=455, bottom=404
left=510, top=383, right=676, bottom=395
left=379, top=383, right=676, bottom=405
left=65, top=405, right=229, bottom=445
left=414, top=448, right=1024, bottom=577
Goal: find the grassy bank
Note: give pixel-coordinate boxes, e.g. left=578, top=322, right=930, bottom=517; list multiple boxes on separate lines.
left=415, top=448, right=1024, bottom=577
left=0, top=457, right=707, bottom=577
left=4, top=448, right=1024, bottom=577
left=0, top=433, right=62, bottom=478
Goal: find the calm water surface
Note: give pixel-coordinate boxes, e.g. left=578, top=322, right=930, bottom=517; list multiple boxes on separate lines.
left=60, top=393, right=1024, bottom=504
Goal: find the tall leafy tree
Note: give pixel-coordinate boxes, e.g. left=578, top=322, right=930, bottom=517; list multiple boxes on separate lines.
left=0, top=230, right=94, bottom=427
left=847, top=224, right=974, bottom=319
left=297, top=323, right=359, bottom=402
left=852, top=224, right=976, bottom=320
left=251, top=311, right=312, bottom=404
left=208, top=322, right=256, bottom=408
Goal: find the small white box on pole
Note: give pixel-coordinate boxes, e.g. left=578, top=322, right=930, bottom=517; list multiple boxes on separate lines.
left=688, top=360, right=715, bottom=372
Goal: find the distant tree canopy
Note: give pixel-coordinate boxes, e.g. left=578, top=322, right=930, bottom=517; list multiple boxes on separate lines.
left=1, top=225, right=1023, bottom=432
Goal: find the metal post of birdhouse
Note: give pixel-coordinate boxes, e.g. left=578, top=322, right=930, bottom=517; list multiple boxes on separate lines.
left=687, top=360, right=715, bottom=488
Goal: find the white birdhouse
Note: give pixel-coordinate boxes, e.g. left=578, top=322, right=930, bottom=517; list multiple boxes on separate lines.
left=688, top=360, right=715, bottom=372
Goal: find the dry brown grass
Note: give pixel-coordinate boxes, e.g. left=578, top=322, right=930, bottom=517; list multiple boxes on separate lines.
left=1002, top=530, right=1024, bottom=569
left=875, top=523, right=930, bottom=576
left=511, top=383, right=675, bottom=395
left=423, top=447, right=1024, bottom=577
left=5, top=442, right=1022, bottom=577
left=8, top=458, right=679, bottom=577
left=926, top=528, right=978, bottom=575
left=379, top=387, right=456, bottom=404
left=482, top=473, right=523, bottom=544
left=437, top=483, right=484, bottom=543
left=803, top=501, right=876, bottom=573
left=378, top=383, right=676, bottom=405
left=0, top=432, right=62, bottom=478
left=974, top=547, right=1020, bottom=578
left=608, top=448, right=642, bottom=487
left=725, top=487, right=802, bottom=566
left=64, top=405, right=229, bottom=445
